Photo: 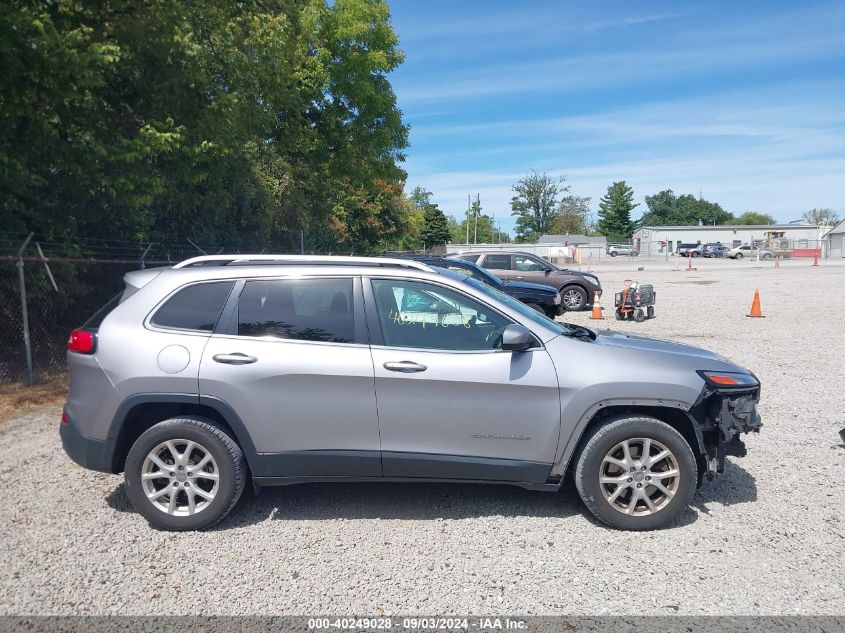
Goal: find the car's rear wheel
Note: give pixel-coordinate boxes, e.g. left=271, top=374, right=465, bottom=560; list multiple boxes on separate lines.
left=734, top=252, right=743, bottom=259
left=561, top=285, right=588, bottom=311
left=762, top=253, right=773, bottom=260
left=574, top=415, right=697, bottom=530
left=124, top=416, right=246, bottom=531
left=610, top=252, right=618, bottom=257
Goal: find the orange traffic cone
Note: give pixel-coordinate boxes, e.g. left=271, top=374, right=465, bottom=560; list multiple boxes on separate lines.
left=746, top=289, right=765, bottom=318
left=589, top=291, right=604, bottom=320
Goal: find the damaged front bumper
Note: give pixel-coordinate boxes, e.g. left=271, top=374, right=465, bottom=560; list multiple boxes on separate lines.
left=689, top=383, right=762, bottom=476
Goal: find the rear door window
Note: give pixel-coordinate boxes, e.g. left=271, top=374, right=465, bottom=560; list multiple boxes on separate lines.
left=237, top=278, right=355, bottom=344
left=483, top=254, right=511, bottom=270
left=151, top=282, right=235, bottom=332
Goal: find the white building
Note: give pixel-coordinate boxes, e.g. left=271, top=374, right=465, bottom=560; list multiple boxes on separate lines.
left=633, top=224, right=824, bottom=257
left=823, top=219, right=845, bottom=258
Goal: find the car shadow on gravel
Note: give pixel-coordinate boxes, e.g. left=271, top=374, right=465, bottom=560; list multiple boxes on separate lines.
left=691, top=460, right=758, bottom=515
left=103, top=459, right=756, bottom=530
left=215, top=481, right=586, bottom=529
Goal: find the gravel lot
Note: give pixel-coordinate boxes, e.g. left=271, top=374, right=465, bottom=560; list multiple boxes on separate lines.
left=0, top=257, right=843, bottom=616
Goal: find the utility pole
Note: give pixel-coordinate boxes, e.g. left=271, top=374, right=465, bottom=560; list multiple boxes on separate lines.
left=465, top=194, right=470, bottom=245
left=473, top=193, right=479, bottom=244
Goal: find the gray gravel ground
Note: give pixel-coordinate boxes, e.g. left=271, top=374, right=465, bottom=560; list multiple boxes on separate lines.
left=0, top=256, right=843, bottom=616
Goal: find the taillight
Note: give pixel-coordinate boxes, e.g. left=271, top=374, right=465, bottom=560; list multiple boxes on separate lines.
left=61, top=410, right=69, bottom=425
left=67, top=329, right=95, bottom=354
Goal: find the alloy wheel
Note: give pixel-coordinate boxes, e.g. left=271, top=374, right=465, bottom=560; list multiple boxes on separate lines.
left=141, top=439, right=220, bottom=516
left=563, top=289, right=584, bottom=309
left=599, top=437, right=680, bottom=516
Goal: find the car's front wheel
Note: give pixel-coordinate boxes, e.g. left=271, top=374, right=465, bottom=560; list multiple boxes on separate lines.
left=124, top=416, right=246, bottom=531
left=561, top=285, right=588, bottom=311
left=734, top=253, right=743, bottom=259
left=574, top=415, right=697, bottom=530
left=609, top=252, right=618, bottom=257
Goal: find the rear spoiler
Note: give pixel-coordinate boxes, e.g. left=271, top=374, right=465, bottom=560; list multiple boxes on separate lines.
left=122, top=267, right=166, bottom=299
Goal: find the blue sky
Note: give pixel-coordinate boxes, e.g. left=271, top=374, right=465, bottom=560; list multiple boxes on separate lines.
left=387, top=0, right=845, bottom=235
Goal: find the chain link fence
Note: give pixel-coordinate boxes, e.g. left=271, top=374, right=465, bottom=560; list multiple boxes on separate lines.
left=0, top=231, right=366, bottom=386
left=0, top=232, right=237, bottom=386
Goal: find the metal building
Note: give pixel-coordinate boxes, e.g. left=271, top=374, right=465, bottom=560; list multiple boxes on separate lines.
left=823, top=220, right=845, bottom=258
left=632, top=224, right=825, bottom=257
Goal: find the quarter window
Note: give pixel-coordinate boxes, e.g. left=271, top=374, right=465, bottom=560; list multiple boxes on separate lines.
left=237, top=278, right=355, bottom=343
left=151, top=282, right=235, bottom=332
left=371, top=279, right=510, bottom=351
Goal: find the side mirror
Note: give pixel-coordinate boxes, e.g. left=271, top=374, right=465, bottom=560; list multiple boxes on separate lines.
left=544, top=267, right=552, bottom=275
left=502, top=324, right=534, bottom=352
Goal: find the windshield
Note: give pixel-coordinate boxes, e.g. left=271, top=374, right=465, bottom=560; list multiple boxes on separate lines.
left=463, top=277, right=572, bottom=334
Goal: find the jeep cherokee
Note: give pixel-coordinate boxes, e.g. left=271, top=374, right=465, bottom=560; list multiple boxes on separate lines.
left=61, top=255, right=761, bottom=531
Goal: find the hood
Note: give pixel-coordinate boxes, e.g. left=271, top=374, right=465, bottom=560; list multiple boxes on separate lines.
left=593, top=328, right=732, bottom=364
left=501, top=279, right=557, bottom=295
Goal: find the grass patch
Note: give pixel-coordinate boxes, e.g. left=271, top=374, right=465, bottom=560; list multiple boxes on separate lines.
left=0, top=375, right=67, bottom=423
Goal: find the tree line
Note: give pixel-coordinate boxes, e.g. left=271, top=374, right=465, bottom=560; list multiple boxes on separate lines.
left=1, top=0, right=412, bottom=254
left=500, top=171, right=840, bottom=243
left=2, top=2, right=838, bottom=254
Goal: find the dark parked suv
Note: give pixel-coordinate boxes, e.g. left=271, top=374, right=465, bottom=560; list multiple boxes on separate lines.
left=405, top=256, right=562, bottom=318
left=447, top=250, right=601, bottom=311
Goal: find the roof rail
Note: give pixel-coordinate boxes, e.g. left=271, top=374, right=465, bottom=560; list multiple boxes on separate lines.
left=172, top=254, right=432, bottom=271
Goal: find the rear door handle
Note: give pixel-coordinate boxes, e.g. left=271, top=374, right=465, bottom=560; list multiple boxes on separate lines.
left=383, top=361, right=427, bottom=373
left=213, top=353, right=257, bottom=365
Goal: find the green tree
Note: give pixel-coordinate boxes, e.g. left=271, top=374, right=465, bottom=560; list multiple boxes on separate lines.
left=447, top=216, right=463, bottom=244
left=456, top=213, right=509, bottom=244
left=802, top=208, right=840, bottom=226
left=421, top=207, right=451, bottom=247
left=548, top=195, right=591, bottom=235
left=640, top=190, right=733, bottom=226
left=0, top=0, right=408, bottom=254
left=728, top=212, right=777, bottom=225
left=596, top=182, right=637, bottom=240
left=510, top=171, right=568, bottom=241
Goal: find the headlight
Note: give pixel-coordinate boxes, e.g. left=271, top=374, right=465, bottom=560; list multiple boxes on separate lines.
left=552, top=294, right=561, bottom=305
left=697, top=370, right=758, bottom=388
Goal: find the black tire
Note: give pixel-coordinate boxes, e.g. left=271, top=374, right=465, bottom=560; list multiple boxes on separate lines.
left=609, top=252, right=618, bottom=257
left=735, top=252, right=743, bottom=260
left=526, top=302, right=545, bottom=315
left=647, top=305, right=655, bottom=319
left=762, top=253, right=773, bottom=260
left=124, top=416, right=246, bottom=531
left=574, top=416, right=697, bottom=530
left=615, top=310, right=625, bottom=320
left=633, top=308, right=645, bottom=322
left=560, top=285, right=588, bottom=311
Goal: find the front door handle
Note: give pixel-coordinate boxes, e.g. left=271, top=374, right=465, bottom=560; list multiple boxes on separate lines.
left=213, top=353, right=257, bottom=365
left=383, top=361, right=427, bottom=373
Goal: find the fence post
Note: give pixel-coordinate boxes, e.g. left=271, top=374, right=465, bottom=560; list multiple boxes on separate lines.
left=139, top=243, right=154, bottom=269
left=17, top=232, right=34, bottom=387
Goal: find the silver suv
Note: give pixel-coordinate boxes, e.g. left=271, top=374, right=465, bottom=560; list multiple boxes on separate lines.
left=61, top=255, right=762, bottom=531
